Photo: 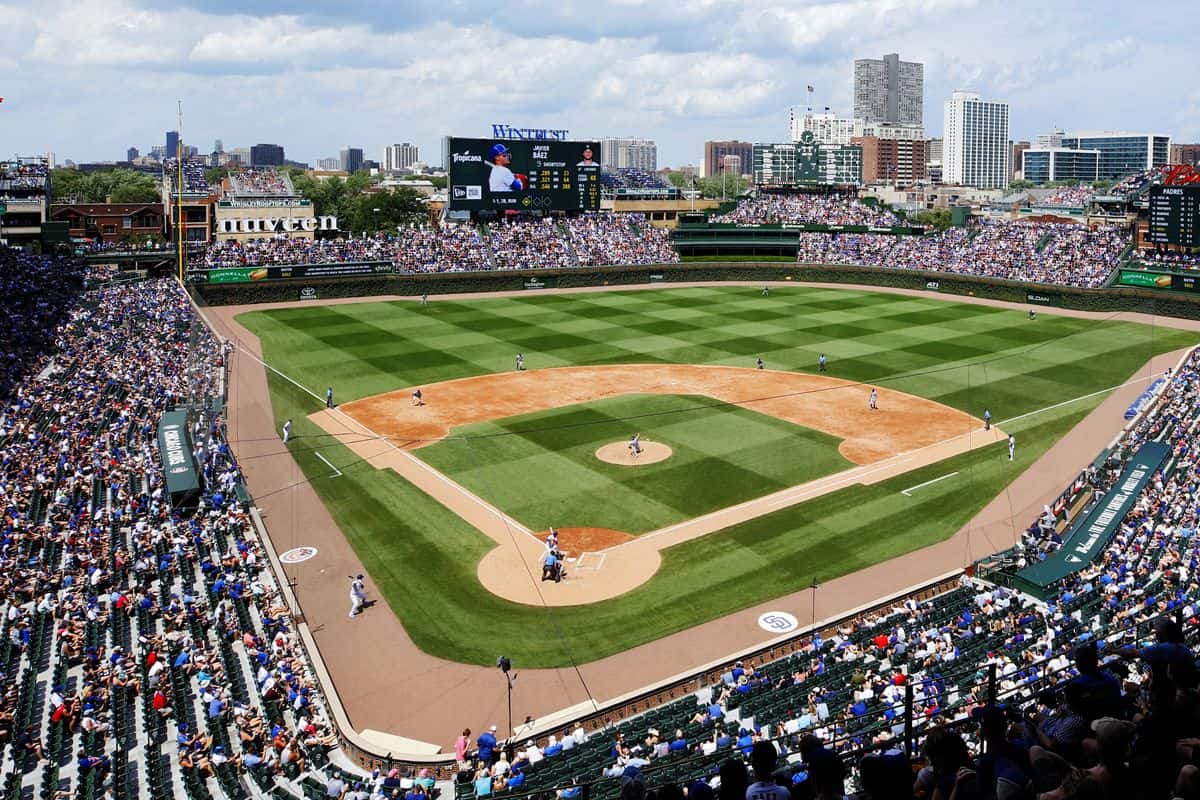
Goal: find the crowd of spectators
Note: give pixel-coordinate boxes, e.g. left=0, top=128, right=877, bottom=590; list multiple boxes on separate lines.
left=0, top=245, right=365, bottom=799
left=190, top=236, right=398, bottom=269
left=795, top=220, right=1127, bottom=288
left=1037, top=186, right=1096, bottom=207
left=1109, top=166, right=1173, bottom=199
left=0, top=161, right=50, bottom=189
left=184, top=215, right=678, bottom=273
left=228, top=170, right=294, bottom=197
left=453, top=347, right=1200, bottom=800
left=1131, top=250, right=1200, bottom=271
left=165, top=158, right=210, bottom=193
left=488, top=218, right=577, bottom=270
left=712, top=195, right=901, bottom=227
left=567, top=214, right=676, bottom=266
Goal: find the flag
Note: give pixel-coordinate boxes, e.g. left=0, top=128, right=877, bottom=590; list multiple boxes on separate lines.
left=806, top=85, right=814, bottom=93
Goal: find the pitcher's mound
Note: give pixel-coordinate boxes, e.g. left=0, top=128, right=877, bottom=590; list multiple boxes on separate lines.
left=595, top=440, right=672, bottom=466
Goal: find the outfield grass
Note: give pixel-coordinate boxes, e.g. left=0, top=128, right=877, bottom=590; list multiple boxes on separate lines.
left=240, top=286, right=1198, bottom=667
left=415, top=394, right=852, bottom=534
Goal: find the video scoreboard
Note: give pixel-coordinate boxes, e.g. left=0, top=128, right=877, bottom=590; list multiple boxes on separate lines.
left=1148, top=185, right=1200, bottom=247
left=447, top=138, right=601, bottom=213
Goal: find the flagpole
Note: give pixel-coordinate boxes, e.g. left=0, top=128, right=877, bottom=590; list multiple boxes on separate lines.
left=177, top=100, right=185, bottom=284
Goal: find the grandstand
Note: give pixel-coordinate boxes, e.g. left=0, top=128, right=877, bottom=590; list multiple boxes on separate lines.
left=163, top=158, right=211, bottom=195
left=226, top=169, right=295, bottom=198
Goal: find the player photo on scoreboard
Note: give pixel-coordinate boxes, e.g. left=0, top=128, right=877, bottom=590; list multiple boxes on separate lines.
left=448, top=137, right=601, bottom=213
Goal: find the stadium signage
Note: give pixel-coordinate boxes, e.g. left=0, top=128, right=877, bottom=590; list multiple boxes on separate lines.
left=1163, top=165, right=1200, bottom=186
left=925, top=281, right=939, bottom=290
left=1016, top=441, right=1169, bottom=591
left=1026, top=292, right=1058, bottom=306
left=221, top=198, right=307, bottom=208
left=522, top=276, right=558, bottom=290
left=491, top=124, right=570, bottom=141
left=157, top=411, right=201, bottom=510
left=298, top=286, right=319, bottom=301
left=201, top=262, right=393, bottom=283
left=217, top=215, right=336, bottom=234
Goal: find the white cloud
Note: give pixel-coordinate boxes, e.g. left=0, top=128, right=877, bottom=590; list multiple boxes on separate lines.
left=1, top=0, right=1197, bottom=167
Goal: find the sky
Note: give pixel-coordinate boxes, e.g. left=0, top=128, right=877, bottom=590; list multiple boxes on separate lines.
left=1, top=0, right=1197, bottom=169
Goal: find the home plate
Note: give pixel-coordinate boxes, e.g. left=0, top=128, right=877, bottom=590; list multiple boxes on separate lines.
left=573, top=552, right=606, bottom=571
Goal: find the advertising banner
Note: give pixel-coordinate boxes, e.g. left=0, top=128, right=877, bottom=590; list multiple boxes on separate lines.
left=448, top=137, right=601, bottom=212
left=522, top=276, right=558, bottom=290
left=1016, top=441, right=1169, bottom=592
left=1026, top=291, right=1059, bottom=306
left=157, top=410, right=201, bottom=511
left=298, top=286, right=319, bottom=301
left=201, top=262, right=393, bottom=284
left=1117, top=270, right=1172, bottom=289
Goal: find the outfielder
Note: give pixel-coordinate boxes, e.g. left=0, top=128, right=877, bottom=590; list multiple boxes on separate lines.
left=818, top=354, right=827, bottom=372
left=487, top=144, right=528, bottom=193
left=869, top=388, right=878, bottom=410
left=349, top=574, right=367, bottom=618
left=281, top=418, right=292, bottom=443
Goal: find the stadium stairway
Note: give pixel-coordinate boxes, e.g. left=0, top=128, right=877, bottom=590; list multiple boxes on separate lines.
left=554, top=222, right=582, bottom=267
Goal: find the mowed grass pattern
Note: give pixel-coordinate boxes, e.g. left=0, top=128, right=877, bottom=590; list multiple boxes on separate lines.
left=241, top=286, right=1191, bottom=420
left=416, top=394, right=853, bottom=534
left=240, top=287, right=1198, bottom=666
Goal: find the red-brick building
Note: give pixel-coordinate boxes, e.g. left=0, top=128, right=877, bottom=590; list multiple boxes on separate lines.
left=852, top=136, right=929, bottom=185
left=50, top=203, right=164, bottom=244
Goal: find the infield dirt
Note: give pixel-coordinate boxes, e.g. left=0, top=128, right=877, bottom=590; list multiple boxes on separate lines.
left=309, top=364, right=1003, bottom=605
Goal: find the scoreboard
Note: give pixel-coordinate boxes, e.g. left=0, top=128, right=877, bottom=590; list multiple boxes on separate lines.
left=447, top=138, right=601, bottom=213
left=1148, top=185, right=1200, bottom=247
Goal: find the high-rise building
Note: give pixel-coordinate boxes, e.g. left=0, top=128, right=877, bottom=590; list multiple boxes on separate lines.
left=791, top=112, right=864, bottom=145
left=316, top=158, right=342, bottom=171
left=942, top=91, right=1010, bottom=189
left=854, top=53, right=924, bottom=126
left=126, top=147, right=140, bottom=162
left=1011, top=141, right=1031, bottom=178
left=1036, top=129, right=1065, bottom=149
left=704, top=141, right=754, bottom=178
left=853, top=136, right=929, bottom=185
left=1059, top=131, right=1171, bottom=179
left=383, top=143, right=420, bottom=172
left=1173, top=143, right=1200, bottom=166
left=926, top=138, right=943, bottom=163
left=165, top=131, right=180, bottom=158
left=340, top=147, right=365, bottom=174
left=599, top=138, right=657, bottom=172
left=214, top=139, right=224, bottom=154
left=249, top=144, right=285, bottom=167
left=1022, top=149, right=1101, bottom=184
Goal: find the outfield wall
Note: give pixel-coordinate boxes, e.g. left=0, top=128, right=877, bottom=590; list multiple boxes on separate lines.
left=193, top=262, right=1200, bottom=319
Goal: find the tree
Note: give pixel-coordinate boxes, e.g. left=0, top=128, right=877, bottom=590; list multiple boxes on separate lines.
left=1008, top=179, right=1035, bottom=190
left=696, top=173, right=747, bottom=198
left=664, top=172, right=692, bottom=189
left=51, top=168, right=159, bottom=204
left=908, top=208, right=953, bottom=231
left=337, top=187, right=426, bottom=233
left=204, top=166, right=227, bottom=188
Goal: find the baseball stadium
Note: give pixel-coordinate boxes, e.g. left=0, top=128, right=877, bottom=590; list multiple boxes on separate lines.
left=8, top=150, right=1200, bottom=800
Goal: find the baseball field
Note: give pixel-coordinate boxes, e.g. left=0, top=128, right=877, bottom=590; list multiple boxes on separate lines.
left=237, top=285, right=1195, bottom=667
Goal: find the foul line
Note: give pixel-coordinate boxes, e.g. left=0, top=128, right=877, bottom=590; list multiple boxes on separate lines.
left=901, top=471, right=958, bottom=497
left=315, top=452, right=343, bottom=478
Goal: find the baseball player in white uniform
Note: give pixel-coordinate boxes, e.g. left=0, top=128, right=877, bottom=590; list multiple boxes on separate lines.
left=281, top=419, right=292, bottom=442
left=487, top=144, right=528, bottom=193
left=1008, top=435, right=1016, bottom=461
left=869, top=388, right=878, bottom=410
left=349, top=574, right=367, bottom=618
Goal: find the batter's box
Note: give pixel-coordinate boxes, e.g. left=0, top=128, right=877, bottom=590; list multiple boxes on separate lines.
left=572, top=552, right=607, bottom=572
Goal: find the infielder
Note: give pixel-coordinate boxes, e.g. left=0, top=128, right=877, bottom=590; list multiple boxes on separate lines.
left=326, top=386, right=334, bottom=409
left=486, top=144, right=528, bottom=193
left=756, top=357, right=764, bottom=370
left=818, top=354, right=827, bottom=372
left=869, top=388, right=878, bottom=410
left=1008, top=434, right=1016, bottom=461
left=983, top=408, right=991, bottom=431
left=281, top=418, right=292, bottom=443
left=516, top=353, right=525, bottom=371
left=349, top=574, right=367, bottom=618
left=411, top=388, right=423, bottom=406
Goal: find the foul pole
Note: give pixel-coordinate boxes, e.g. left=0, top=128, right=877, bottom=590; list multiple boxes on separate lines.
left=176, top=100, right=185, bottom=284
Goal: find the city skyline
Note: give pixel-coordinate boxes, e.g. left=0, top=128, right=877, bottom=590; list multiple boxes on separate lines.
left=1, top=0, right=1196, bottom=168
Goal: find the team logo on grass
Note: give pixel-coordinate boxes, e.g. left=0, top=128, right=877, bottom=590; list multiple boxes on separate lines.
left=757, top=611, right=799, bottom=634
